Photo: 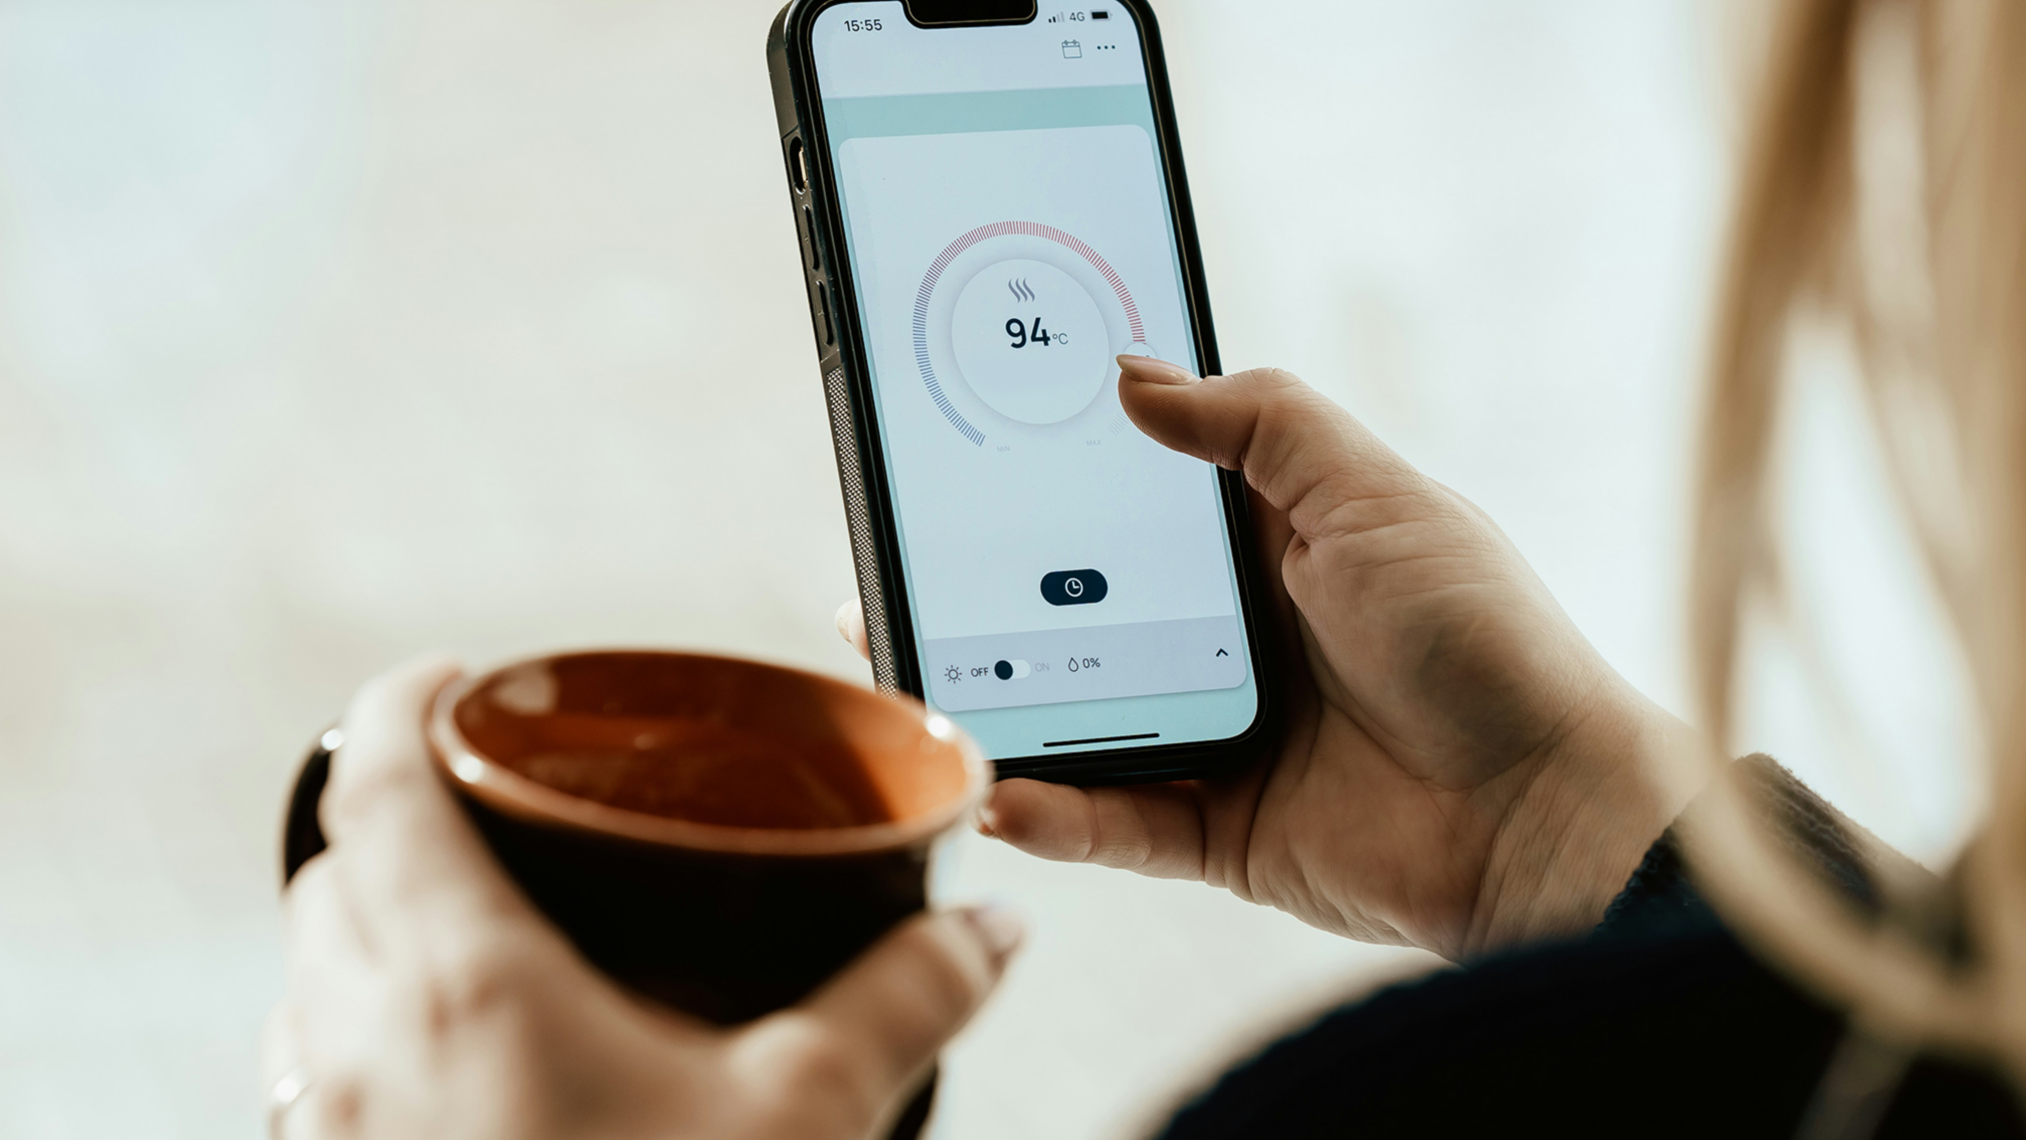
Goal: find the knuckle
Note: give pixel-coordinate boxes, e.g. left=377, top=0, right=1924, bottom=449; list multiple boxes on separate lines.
left=1093, top=832, right=1156, bottom=870
left=351, top=657, right=448, bottom=722
left=280, top=860, right=344, bottom=955
left=1086, top=796, right=1154, bottom=871
left=1070, top=794, right=1107, bottom=863
left=1231, top=366, right=1305, bottom=395
left=779, top=1028, right=882, bottom=1124
left=322, top=760, right=427, bottom=829
left=892, top=924, right=987, bottom=1030
left=284, top=853, right=337, bottom=906
left=409, top=940, right=537, bottom=1038
left=306, top=1072, right=367, bottom=1138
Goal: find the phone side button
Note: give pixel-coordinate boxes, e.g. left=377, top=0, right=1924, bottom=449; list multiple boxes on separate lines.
left=801, top=205, right=821, bottom=272
left=813, top=281, right=835, bottom=347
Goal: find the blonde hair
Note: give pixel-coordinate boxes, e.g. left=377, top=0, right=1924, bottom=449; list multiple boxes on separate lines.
left=1689, top=0, right=2026, bottom=1090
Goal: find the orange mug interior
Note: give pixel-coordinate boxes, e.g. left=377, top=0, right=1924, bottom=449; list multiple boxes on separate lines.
left=431, top=651, right=988, bottom=855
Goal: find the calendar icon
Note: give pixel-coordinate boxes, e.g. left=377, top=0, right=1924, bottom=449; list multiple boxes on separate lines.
left=1061, top=40, right=1082, bottom=58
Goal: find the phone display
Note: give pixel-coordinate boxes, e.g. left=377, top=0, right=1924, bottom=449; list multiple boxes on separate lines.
left=773, top=1, right=1267, bottom=774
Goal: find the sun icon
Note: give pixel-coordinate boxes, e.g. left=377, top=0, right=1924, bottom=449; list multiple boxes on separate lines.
left=943, top=665, right=962, bottom=684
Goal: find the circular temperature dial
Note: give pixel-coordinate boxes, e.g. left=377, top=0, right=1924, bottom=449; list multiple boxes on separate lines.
left=912, top=222, right=1147, bottom=446
left=949, top=259, right=1110, bottom=425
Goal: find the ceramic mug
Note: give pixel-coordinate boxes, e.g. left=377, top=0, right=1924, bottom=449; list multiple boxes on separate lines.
left=282, top=650, right=991, bottom=1140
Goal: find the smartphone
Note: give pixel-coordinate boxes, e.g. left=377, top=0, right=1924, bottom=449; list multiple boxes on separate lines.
left=766, top=0, right=1272, bottom=784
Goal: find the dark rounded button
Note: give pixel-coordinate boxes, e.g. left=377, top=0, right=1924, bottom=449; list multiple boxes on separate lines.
left=1040, top=569, right=1108, bottom=606
left=994, top=660, right=1014, bottom=680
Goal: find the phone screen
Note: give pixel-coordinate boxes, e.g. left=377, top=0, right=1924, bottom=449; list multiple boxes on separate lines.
left=809, top=1, right=1259, bottom=759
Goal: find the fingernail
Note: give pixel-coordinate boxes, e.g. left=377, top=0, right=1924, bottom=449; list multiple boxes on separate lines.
left=961, top=904, right=1026, bottom=958
left=974, top=803, right=1000, bottom=838
left=1117, top=354, right=1199, bottom=385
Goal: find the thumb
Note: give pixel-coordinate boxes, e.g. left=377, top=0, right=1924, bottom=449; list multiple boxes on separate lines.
left=1115, top=356, right=1427, bottom=533
left=743, top=907, right=1022, bottom=1126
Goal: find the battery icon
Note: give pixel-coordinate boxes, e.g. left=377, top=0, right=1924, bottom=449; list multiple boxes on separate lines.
left=1091, top=9, right=1110, bottom=17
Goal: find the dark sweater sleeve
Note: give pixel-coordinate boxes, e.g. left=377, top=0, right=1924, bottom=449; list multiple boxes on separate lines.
left=1595, top=753, right=1889, bottom=943
left=1153, top=757, right=2024, bottom=1140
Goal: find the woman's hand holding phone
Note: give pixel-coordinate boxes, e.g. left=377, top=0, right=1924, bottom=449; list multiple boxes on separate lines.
left=844, top=358, right=1701, bottom=962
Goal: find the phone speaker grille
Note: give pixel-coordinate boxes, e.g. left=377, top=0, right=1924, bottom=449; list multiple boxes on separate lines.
left=826, top=368, right=899, bottom=696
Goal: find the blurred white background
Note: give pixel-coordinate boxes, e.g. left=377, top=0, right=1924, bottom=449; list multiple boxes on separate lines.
left=0, top=1, right=1980, bottom=1137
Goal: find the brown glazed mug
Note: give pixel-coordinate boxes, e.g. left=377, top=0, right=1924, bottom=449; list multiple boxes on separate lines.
left=282, top=650, right=992, bottom=1140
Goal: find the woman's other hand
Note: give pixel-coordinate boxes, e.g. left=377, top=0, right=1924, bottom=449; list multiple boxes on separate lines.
left=267, top=656, right=1020, bottom=1140
left=838, top=360, right=1697, bottom=962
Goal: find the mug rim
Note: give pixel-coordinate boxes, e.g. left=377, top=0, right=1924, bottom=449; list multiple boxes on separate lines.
left=426, top=649, right=992, bottom=857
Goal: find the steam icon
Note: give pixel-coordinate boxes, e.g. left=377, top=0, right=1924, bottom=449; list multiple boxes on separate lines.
left=1007, top=278, right=1037, bottom=303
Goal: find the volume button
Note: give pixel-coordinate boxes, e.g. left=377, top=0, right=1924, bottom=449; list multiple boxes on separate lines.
left=811, top=280, right=834, bottom=348
left=801, top=205, right=821, bottom=272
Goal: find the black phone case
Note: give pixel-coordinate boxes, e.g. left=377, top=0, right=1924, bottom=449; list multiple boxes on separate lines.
left=765, top=0, right=1274, bottom=784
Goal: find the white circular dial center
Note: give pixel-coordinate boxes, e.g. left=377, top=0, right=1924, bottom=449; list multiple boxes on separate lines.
left=949, top=258, right=1110, bottom=425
